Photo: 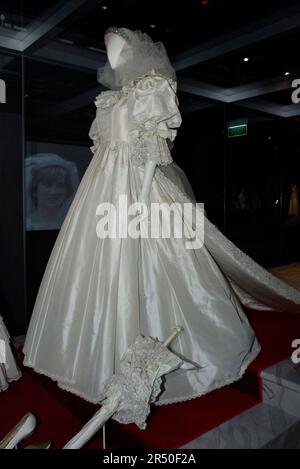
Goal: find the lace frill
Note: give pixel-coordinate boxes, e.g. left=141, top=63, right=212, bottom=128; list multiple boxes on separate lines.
left=88, top=90, right=123, bottom=154
left=129, top=134, right=173, bottom=167
left=99, top=336, right=183, bottom=429
left=23, top=339, right=261, bottom=408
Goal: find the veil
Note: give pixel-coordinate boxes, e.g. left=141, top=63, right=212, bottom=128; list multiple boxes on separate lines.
left=97, top=28, right=176, bottom=90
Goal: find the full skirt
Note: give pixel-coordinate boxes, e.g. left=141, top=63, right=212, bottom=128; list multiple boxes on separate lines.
left=23, top=143, right=273, bottom=404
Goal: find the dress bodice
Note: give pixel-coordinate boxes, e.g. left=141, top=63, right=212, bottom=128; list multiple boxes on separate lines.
left=88, top=72, right=182, bottom=167
left=110, top=94, right=129, bottom=144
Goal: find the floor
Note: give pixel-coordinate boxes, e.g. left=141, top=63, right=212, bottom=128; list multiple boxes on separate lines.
left=181, top=358, right=300, bottom=449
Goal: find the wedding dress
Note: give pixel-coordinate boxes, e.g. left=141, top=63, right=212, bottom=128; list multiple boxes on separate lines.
left=23, top=28, right=300, bottom=406
left=0, top=316, right=21, bottom=392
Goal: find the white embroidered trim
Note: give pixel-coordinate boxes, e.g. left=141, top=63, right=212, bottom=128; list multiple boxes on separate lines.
left=154, top=344, right=261, bottom=406
left=99, top=336, right=182, bottom=429
left=129, top=136, right=173, bottom=167
left=23, top=344, right=260, bottom=408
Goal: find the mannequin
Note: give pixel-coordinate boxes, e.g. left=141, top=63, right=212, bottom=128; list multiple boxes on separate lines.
left=104, top=30, right=156, bottom=212
left=104, top=31, right=126, bottom=69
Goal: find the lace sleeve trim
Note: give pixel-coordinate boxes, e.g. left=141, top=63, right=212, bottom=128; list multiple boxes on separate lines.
left=129, top=115, right=176, bottom=166
left=130, top=135, right=173, bottom=167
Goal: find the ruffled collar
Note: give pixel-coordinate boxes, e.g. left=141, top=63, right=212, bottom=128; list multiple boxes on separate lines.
left=94, top=89, right=123, bottom=109
left=120, top=68, right=157, bottom=92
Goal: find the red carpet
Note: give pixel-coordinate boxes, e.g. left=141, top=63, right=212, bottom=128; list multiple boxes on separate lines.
left=236, top=308, right=300, bottom=400
left=0, top=368, right=102, bottom=449
left=0, top=307, right=299, bottom=449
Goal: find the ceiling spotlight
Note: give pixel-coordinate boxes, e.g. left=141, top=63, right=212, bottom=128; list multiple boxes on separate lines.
left=150, top=24, right=156, bottom=28
left=243, top=57, right=249, bottom=62
left=101, top=5, right=108, bottom=9
left=284, top=71, right=290, bottom=76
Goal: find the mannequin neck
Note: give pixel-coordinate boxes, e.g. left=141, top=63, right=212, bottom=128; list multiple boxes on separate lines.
left=105, top=33, right=127, bottom=69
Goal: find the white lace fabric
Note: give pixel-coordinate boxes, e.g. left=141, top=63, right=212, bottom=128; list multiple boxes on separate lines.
left=97, top=28, right=176, bottom=90
left=100, top=336, right=183, bottom=429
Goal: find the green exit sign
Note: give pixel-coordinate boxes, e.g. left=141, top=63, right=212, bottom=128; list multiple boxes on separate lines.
left=228, top=124, right=247, bottom=138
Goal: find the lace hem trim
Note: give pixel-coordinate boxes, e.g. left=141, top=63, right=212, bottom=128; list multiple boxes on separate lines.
left=155, top=344, right=261, bottom=406
left=23, top=345, right=260, bottom=407
left=23, top=359, right=102, bottom=404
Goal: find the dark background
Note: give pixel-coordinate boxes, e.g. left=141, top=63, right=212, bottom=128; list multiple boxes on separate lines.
left=0, top=0, right=300, bottom=334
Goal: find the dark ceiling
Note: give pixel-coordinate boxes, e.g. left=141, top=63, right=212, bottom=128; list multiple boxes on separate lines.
left=55, top=0, right=300, bottom=54
left=1, top=0, right=300, bottom=137
left=181, top=29, right=300, bottom=88
left=2, top=0, right=300, bottom=53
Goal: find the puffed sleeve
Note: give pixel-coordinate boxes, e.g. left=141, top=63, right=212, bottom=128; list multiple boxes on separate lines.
left=127, top=74, right=182, bottom=166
